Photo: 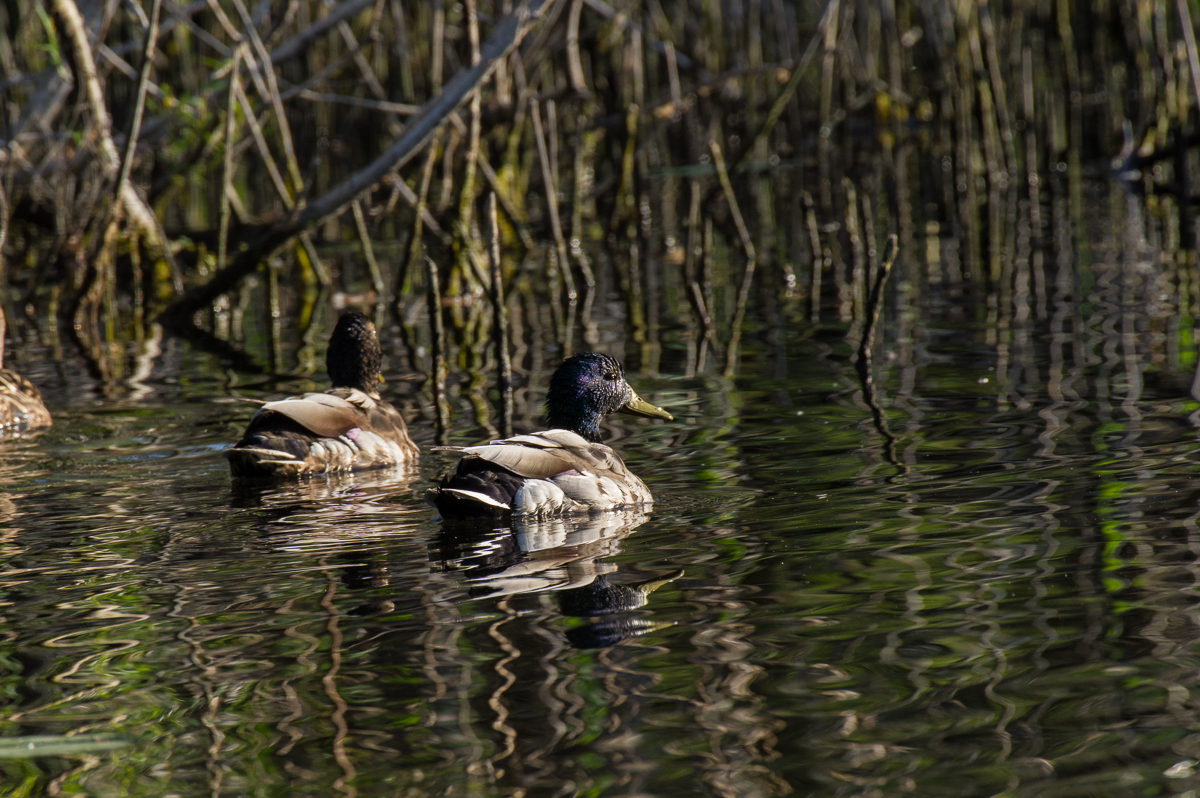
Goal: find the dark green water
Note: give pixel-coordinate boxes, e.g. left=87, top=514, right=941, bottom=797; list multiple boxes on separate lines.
left=4, top=181, right=1200, bottom=797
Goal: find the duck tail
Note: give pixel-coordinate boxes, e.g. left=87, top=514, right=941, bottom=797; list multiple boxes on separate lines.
left=427, top=462, right=529, bottom=519
left=425, top=485, right=511, bottom=519
left=223, top=446, right=306, bottom=478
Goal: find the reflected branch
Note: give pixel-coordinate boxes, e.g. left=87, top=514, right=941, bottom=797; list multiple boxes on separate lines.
left=854, top=234, right=903, bottom=474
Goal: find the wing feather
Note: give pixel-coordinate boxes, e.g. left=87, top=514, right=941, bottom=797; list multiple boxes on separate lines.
left=257, top=394, right=362, bottom=438
left=463, top=444, right=576, bottom=479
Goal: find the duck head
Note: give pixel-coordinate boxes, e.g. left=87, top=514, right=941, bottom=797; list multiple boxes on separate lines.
left=545, top=352, right=672, bottom=442
left=326, top=310, right=384, bottom=396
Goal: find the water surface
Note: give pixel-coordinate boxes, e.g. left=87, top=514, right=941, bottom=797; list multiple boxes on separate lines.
left=3, top=178, right=1200, bottom=798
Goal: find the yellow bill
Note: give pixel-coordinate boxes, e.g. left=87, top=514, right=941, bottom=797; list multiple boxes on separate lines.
left=620, top=394, right=673, bottom=421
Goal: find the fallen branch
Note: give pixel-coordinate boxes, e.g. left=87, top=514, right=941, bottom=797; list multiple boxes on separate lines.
left=159, top=0, right=558, bottom=327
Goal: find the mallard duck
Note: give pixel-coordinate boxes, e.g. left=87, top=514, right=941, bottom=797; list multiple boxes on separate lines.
left=426, top=352, right=672, bottom=518
left=225, top=310, right=417, bottom=477
left=0, top=307, right=51, bottom=432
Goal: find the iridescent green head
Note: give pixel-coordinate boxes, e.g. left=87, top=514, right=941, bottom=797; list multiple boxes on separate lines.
left=545, top=352, right=672, bottom=442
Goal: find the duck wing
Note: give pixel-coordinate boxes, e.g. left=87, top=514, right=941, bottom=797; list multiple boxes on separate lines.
left=459, top=430, right=626, bottom=479
left=253, top=390, right=373, bottom=438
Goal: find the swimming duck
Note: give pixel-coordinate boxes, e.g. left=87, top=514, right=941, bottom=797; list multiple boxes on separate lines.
left=225, top=310, right=417, bottom=477
left=426, top=352, right=672, bottom=518
left=0, top=307, right=52, bottom=432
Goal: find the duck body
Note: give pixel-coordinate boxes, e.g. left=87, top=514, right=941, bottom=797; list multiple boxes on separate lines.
left=225, top=311, right=417, bottom=478
left=0, top=369, right=52, bottom=432
left=427, top=353, right=671, bottom=519
left=226, top=388, right=416, bottom=477
left=428, top=429, right=653, bottom=517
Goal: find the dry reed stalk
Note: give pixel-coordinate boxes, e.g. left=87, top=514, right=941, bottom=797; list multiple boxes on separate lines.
left=426, top=255, right=451, bottom=444
left=380, top=173, right=448, bottom=242
left=389, top=0, right=415, bottom=101
left=843, top=178, right=865, bottom=324
left=234, top=81, right=293, bottom=209
left=979, top=3, right=1015, bottom=181
left=436, top=126, right=462, bottom=216
left=690, top=282, right=713, bottom=373
left=581, top=0, right=711, bottom=79
left=682, top=177, right=702, bottom=337
left=532, top=98, right=577, bottom=348
left=701, top=212, right=715, bottom=354
left=731, top=0, right=832, bottom=177
left=859, top=233, right=899, bottom=365
left=337, top=21, right=393, bottom=117
left=230, top=0, right=305, bottom=194
left=457, top=99, right=484, bottom=285
left=457, top=0, right=484, bottom=243
left=548, top=100, right=561, bottom=206
left=802, top=190, right=821, bottom=319
left=218, top=45, right=244, bottom=273
left=1021, top=46, right=1040, bottom=236
left=664, top=41, right=682, bottom=119
left=0, top=173, right=8, bottom=294
left=396, top=140, right=442, bottom=298
left=567, top=0, right=587, bottom=94
left=203, top=0, right=241, bottom=41
left=351, top=199, right=385, bottom=295
left=968, top=22, right=1003, bottom=206
left=570, top=123, right=598, bottom=340
left=113, top=0, right=162, bottom=207
left=476, top=155, right=535, bottom=249
left=50, top=0, right=167, bottom=261
left=709, top=140, right=756, bottom=377
left=300, top=233, right=332, bottom=288
left=488, top=194, right=514, bottom=437
left=235, top=75, right=332, bottom=284
left=817, top=0, right=840, bottom=208
left=266, top=258, right=282, bottom=372
left=433, top=3, right=445, bottom=93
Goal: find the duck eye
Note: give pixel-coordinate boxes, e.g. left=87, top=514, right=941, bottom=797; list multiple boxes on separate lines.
left=604, top=372, right=617, bottom=381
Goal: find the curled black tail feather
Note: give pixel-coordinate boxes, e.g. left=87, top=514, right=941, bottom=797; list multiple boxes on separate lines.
left=426, top=458, right=528, bottom=519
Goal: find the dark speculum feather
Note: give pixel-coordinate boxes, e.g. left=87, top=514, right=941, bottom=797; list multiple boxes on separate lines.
left=326, top=310, right=382, bottom=393
left=544, top=352, right=633, bottom=442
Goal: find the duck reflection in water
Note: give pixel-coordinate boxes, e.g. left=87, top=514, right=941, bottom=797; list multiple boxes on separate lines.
left=432, top=510, right=682, bottom=648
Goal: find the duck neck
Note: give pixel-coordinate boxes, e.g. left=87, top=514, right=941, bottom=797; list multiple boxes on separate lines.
left=548, top=405, right=604, bottom=443
left=331, top=374, right=378, bottom=397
